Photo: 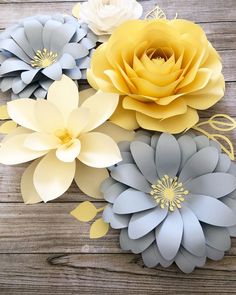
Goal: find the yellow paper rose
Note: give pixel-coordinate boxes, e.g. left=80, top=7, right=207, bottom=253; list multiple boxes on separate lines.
left=87, top=19, right=225, bottom=133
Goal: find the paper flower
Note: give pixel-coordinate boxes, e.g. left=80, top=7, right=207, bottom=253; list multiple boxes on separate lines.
left=0, top=14, right=97, bottom=99
left=102, top=131, right=236, bottom=273
left=88, top=19, right=225, bottom=133
left=72, top=0, right=143, bottom=42
left=0, top=75, right=137, bottom=203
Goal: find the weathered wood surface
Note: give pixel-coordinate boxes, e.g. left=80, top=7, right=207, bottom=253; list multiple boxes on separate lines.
left=0, top=0, right=236, bottom=294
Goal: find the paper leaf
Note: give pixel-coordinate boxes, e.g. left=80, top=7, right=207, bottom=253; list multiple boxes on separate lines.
left=72, top=3, right=80, bottom=19
left=0, top=105, right=9, bottom=120
left=209, top=114, right=236, bottom=132
left=0, top=120, right=17, bottom=134
left=145, top=6, right=166, bottom=20
left=71, top=201, right=97, bottom=222
left=211, top=134, right=235, bottom=160
left=90, top=218, right=109, bottom=239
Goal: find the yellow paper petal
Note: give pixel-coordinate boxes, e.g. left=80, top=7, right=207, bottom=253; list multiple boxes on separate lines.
left=137, top=107, right=199, bottom=134
left=0, top=134, right=47, bottom=165
left=110, top=99, right=139, bottom=130
left=81, top=92, right=119, bottom=132
left=56, top=139, right=81, bottom=162
left=0, top=105, right=9, bottom=119
left=21, top=159, right=42, bottom=204
left=72, top=3, right=80, bottom=19
left=71, top=201, right=98, bottom=222
left=7, top=99, right=40, bottom=131
left=1, top=126, right=32, bottom=143
left=78, top=88, right=97, bottom=106
left=94, top=121, right=135, bottom=143
left=0, top=121, right=17, bottom=134
left=67, top=107, right=89, bottom=137
left=24, top=132, right=60, bottom=151
left=78, top=132, right=121, bottom=168
left=33, top=151, right=76, bottom=202
left=35, top=100, right=65, bottom=133
left=90, top=218, right=109, bottom=239
left=47, top=75, right=79, bottom=121
left=75, top=160, right=108, bottom=199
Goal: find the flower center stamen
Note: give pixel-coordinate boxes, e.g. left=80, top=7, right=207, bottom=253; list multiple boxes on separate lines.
left=55, top=129, right=72, bottom=144
left=150, top=175, right=189, bottom=211
left=31, top=48, right=58, bottom=68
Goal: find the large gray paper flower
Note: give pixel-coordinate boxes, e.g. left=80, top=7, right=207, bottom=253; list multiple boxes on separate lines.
left=102, top=131, right=236, bottom=273
left=0, top=14, right=97, bottom=99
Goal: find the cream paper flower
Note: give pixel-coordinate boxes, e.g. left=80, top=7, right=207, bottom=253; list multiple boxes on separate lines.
left=72, top=0, right=143, bottom=42
left=0, top=75, right=135, bottom=203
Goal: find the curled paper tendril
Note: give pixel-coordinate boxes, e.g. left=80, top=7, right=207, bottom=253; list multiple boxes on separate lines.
left=192, top=114, right=236, bottom=160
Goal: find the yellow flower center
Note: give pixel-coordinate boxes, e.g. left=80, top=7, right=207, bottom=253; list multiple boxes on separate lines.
left=150, top=175, right=189, bottom=212
left=55, top=129, right=73, bottom=145
left=31, top=48, right=58, bottom=68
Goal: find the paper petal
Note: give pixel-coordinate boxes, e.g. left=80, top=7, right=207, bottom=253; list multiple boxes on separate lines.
left=21, top=159, right=42, bottom=204
left=178, top=135, right=197, bottom=170
left=78, top=132, right=121, bottom=168
left=75, top=160, right=108, bottom=199
left=215, top=154, right=231, bottom=172
left=56, top=139, right=81, bottom=162
left=33, top=151, right=75, bottom=202
left=203, top=225, right=231, bottom=251
left=206, top=245, right=224, bottom=261
left=0, top=121, right=17, bottom=134
left=103, top=182, right=127, bottom=203
left=90, top=218, right=109, bottom=239
left=24, top=132, right=60, bottom=151
left=0, top=105, right=9, bottom=119
left=141, top=243, right=160, bottom=268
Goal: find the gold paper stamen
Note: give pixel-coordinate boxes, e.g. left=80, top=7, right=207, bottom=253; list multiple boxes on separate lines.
left=150, top=175, right=189, bottom=212
left=31, top=48, right=58, bottom=68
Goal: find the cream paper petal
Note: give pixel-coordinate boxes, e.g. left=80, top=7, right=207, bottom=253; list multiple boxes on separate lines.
left=179, top=147, right=219, bottom=183
left=74, top=160, right=108, bottom=199
left=94, top=121, right=135, bottom=143
left=156, top=133, right=181, bottom=178
left=203, top=225, right=231, bottom=251
left=56, top=139, right=81, bottom=162
left=128, top=207, right=168, bottom=239
left=156, top=210, right=183, bottom=260
left=47, top=75, right=79, bottom=121
left=33, top=151, right=76, bottom=202
left=1, top=126, right=31, bottom=143
left=24, top=132, right=60, bottom=151
left=78, top=132, right=121, bottom=168
left=78, top=88, right=97, bottom=106
left=34, top=99, right=65, bottom=133
left=67, top=107, right=89, bottom=137
left=120, top=229, right=155, bottom=254
left=81, top=92, right=119, bottom=132
left=7, top=99, right=40, bottom=131
left=0, top=134, right=47, bottom=165
left=21, top=159, right=42, bottom=204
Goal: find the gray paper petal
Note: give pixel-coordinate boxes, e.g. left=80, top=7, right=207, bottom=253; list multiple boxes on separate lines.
left=178, top=135, right=197, bottom=170
left=210, top=140, right=221, bottom=153
left=42, top=62, right=62, bottom=80
left=228, top=163, right=236, bottom=175
left=110, top=212, right=130, bottom=229
left=21, top=69, right=40, bottom=84
left=206, top=245, right=224, bottom=261
left=12, top=77, right=27, bottom=94
left=187, top=194, right=236, bottom=226
left=23, top=20, right=43, bottom=52
left=113, top=188, right=156, bottom=214
left=151, top=133, right=159, bottom=149
left=118, top=141, right=130, bottom=152
left=42, top=20, right=61, bottom=49
left=80, top=37, right=96, bottom=50
left=179, top=147, right=218, bottom=183
left=118, top=152, right=134, bottom=165
left=63, top=43, right=89, bottom=59
left=64, top=67, right=82, bottom=80
left=156, top=210, right=183, bottom=260
left=156, top=133, right=181, bottom=178
left=128, top=207, right=168, bottom=239
left=103, top=182, right=127, bottom=203
left=18, top=83, right=38, bottom=98
left=111, top=164, right=151, bottom=193
left=11, top=27, right=35, bottom=58
left=194, top=135, right=210, bottom=150
left=100, top=177, right=117, bottom=193
left=175, top=251, right=195, bottom=274
left=134, top=130, right=152, bottom=144
left=34, top=87, right=47, bottom=99
left=59, top=53, right=76, bottom=69
left=141, top=243, right=160, bottom=268
left=180, top=205, right=205, bottom=257
left=0, top=39, right=31, bottom=63
left=130, top=141, right=157, bottom=183
left=214, top=154, right=231, bottom=173
left=0, top=77, right=14, bottom=91
left=203, top=225, right=231, bottom=251
left=185, top=173, right=236, bottom=198
left=102, top=204, right=113, bottom=223
left=50, top=23, right=76, bottom=52
left=120, top=229, right=155, bottom=254
left=0, top=58, right=31, bottom=75
left=180, top=247, right=206, bottom=267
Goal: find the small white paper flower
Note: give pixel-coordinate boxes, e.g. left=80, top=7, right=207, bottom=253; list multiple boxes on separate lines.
left=73, top=0, right=143, bottom=42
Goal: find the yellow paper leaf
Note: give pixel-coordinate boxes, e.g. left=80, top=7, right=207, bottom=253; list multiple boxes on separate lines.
left=0, top=120, right=17, bottom=134
left=0, top=105, right=9, bottom=120
left=211, top=134, right=235, bottom=160
left=70, top=201, right=97, bottom=222
left=208, top=114, right=236, bottom=132
left=90, top=218, right=109, bottom=239
left=72, top=3, right=80, bottom=19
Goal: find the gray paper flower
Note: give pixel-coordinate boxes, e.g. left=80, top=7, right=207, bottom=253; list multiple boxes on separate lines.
left=0, top=14, right=97, bottom=99
left=102, top=131, right=236, bottom=273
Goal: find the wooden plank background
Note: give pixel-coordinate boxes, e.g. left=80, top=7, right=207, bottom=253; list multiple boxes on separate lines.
left=0, top=0, right=236, bottom=293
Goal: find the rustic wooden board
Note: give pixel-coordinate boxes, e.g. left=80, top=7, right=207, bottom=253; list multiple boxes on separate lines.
left=0, top=0, right=236, bottom=294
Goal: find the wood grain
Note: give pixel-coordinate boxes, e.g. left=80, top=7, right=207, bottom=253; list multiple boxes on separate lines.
left=0, top=0, right=236, bottom=294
